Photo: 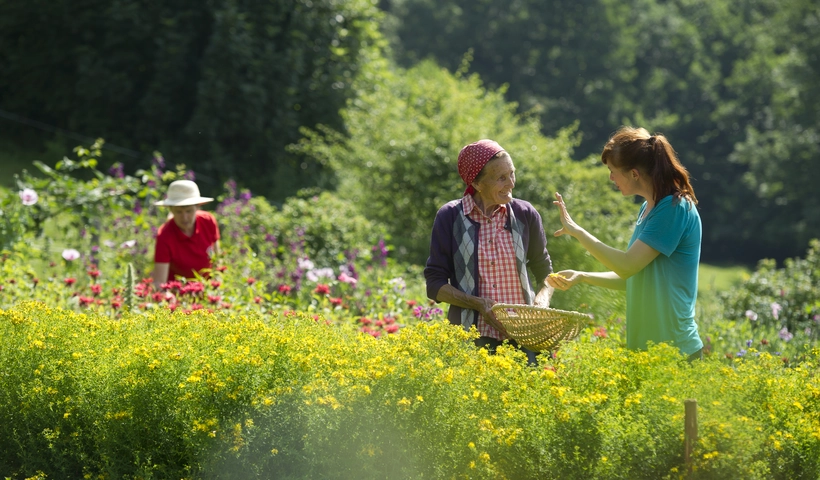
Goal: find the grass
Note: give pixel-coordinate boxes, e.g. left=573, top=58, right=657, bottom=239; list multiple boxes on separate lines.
left=698, top=263, right=750, bottom=295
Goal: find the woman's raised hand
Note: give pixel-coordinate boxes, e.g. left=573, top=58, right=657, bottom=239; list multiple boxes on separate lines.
left=552, top=192, right=582, bottom=238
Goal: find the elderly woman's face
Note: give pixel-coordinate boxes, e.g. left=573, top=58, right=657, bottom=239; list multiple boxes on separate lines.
left=472, top=155, right=516, bottom=206
left=170, top=205, right=199, bottom=232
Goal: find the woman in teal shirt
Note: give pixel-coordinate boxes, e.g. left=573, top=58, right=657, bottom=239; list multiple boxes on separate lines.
left=547, top=126, right=703, bottom=360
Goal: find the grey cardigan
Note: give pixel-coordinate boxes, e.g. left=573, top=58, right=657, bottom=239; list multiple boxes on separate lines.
left=424, top=198, right=552, bottom=330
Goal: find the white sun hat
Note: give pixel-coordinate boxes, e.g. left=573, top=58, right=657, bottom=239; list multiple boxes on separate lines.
left=154, top=180, right=214, bottom=206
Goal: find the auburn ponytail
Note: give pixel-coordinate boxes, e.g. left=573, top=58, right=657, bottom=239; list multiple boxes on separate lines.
left=601, top=127, right=697, bottom=206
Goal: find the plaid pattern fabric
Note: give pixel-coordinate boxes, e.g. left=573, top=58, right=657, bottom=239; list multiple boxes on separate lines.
left=463, top=195, right=526, bottom=340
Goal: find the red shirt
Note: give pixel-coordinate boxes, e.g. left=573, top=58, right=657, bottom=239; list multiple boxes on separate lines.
left=463, top=195, right=525, bottom=340
left=154, top=210, right=220, bottom=282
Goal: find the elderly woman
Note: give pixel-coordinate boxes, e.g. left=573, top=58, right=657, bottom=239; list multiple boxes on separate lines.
left=424, top=139, right=554, bottom=361
left=151, top=180, right=220, bottom=289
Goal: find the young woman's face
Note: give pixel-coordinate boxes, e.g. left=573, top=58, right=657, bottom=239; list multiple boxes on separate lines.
left=170, top=205, right=198, bottom=231
left=607, top=163, right=637, bottom=197
left=473, top=155, right=516, bottom=207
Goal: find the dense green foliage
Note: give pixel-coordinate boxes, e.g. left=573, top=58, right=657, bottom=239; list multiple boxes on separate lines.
left=2, top=302, right=820, bottom=479
left=0, top=0, right=385, bottom=199
left=381, top=0, right=820, bottom=263
left=292, top=59, right=635, bottom=314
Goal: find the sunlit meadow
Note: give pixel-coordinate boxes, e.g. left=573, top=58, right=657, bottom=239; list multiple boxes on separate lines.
left=1, top=143, right=819, bottom=479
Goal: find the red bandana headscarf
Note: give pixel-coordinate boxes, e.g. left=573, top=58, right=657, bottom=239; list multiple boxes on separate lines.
left=457, top=139, right=505, bottom=196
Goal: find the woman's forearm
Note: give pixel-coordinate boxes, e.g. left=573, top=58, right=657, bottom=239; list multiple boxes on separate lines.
left=435, top=284, right=486, bottom=311
left=578, top=271, right=626, bottom=291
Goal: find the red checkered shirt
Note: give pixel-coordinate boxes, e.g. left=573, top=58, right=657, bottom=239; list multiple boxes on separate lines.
left=463, top=195, right=526, bottom=340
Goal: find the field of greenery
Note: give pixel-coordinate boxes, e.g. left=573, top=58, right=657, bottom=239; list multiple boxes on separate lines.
left=1, top=143, right=820, bottom=479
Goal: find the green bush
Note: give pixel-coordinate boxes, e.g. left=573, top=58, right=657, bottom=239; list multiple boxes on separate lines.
left=717, top=239, right=820, bottom=360
left=1, top=302, right=819, bottom=479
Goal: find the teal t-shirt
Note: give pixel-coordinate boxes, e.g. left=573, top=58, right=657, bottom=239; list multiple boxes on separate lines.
left=626, top=195, right=703, bottom=355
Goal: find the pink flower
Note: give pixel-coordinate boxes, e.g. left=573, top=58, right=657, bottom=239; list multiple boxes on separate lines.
left=19, top=188, right=38, bottom=206
left=314, top=284, right=330, bottom=295
left=208, top=295, right=221, bottom=304
left=64, top=277, right=77, bottom=285
left=87, top=269, right=101, bottom=279
left=62, top=249, right=81, bottom=261
left=771, top=302, right=782, bottom=320
left=90, top=284, right=102, bottom=296
left=385, top=324, right=400, bottom=334
left=329, top=297, right=343, bottom=306
left=278, top=284, right=292, bottom=294
left=246, top=277, right=256, bottom=285
left=338, top=272, right=358, bottom=286
left=210, top=280, right=221, bottom=289
left=593, top=327, right=608, bottom=338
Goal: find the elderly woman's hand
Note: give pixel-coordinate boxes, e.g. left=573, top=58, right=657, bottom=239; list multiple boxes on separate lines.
left=552, top=192, right=583, bottom=238
left=546, top=270, right=582, bottom=291
left=477, top=298, right=508, bottom=336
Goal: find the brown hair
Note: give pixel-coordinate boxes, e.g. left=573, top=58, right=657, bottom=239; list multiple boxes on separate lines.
left=601, top=126, right=697, bottom=206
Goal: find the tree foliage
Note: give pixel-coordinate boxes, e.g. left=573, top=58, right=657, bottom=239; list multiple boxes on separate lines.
left=380, top=0, right=820, bottom=263
left=0, top=0, right=385, bottom=200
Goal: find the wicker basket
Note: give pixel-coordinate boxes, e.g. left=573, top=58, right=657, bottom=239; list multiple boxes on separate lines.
left=491, top=303, right=593, bottom=352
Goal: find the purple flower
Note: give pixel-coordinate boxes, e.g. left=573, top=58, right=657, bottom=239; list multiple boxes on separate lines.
left=62, top=249, right=81, bottom=261
left=771, top=302, right=782, bottom=320
left=372, top=239, right=389, bottom=266
left=240, top=191, right=252, bottom=202
left=184, top=171, right=195, bottom=181
left=108, top=162, right=125, bottom=179
left=133, top=202, right=143, bottom=215
left=19, top=188, right=39, bottom=206
left=746, top=339, right=753, bottom=348
left=225, top=179, right=237, bottom=198
left=745, top=310, right=758, bottom=321
left=778, top=327, right=793, bottom=342
left=152, top=153, right=166, bottom=169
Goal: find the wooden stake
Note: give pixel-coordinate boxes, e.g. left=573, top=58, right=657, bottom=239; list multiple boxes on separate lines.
left=684, top=399, right=698, bottom=475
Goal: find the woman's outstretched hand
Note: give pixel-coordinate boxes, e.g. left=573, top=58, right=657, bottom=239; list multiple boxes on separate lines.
left=552, top=192, right=582, bottom=238
left=545, top=270, right=582, bottom=291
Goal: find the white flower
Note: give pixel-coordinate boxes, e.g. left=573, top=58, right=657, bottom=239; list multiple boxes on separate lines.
left=103, top=240, right=117, bottom=248
left=120, top=240, right=137, bottom=249
left=19, top=188, right=38, bottom=206
left=744, top=310, right=758, bottom=321
left=388, top=277, right=406, bottom=293
left=307, top=267, right=334, bottom=282
left=298, top=257, right=314, bottom=271
left=61, top=248, right=81, bottom=261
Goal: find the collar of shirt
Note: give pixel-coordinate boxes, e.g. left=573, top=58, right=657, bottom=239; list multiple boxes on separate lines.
left=462, top=194, right=507, bottom=222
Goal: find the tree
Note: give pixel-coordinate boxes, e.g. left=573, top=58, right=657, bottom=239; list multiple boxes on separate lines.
left=0, top=0, right=385, bottom=200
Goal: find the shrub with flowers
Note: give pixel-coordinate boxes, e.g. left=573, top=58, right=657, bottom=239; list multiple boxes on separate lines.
left=713, top=239, right=820, bottom=362
left=1, top=302, right=819, bottom=478
left=0, top=142, right=438, bottom=334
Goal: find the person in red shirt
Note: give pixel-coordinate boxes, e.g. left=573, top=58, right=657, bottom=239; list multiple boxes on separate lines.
left=151, top=180, right=220, bottom=289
